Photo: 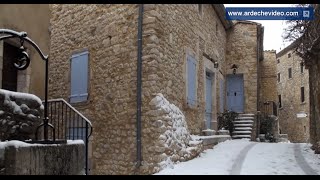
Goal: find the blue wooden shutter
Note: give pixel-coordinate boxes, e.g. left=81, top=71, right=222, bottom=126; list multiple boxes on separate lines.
left=70, top=51, right=89, bottom=103
left=187, top=56, right=197, bottom=106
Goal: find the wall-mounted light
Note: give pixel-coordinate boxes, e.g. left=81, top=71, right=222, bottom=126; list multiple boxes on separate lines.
left=231, top=64, right=238, bottom=75
left=214, top=61, right=219, bottom=68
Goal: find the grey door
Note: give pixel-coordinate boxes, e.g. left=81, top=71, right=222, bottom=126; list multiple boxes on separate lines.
left=205, top=72, right=212, bottom=129
left=226, top=74, right=244, bottom=113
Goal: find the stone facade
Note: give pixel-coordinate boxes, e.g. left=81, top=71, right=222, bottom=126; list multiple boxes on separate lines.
left=49, top=4, right=263, bottom=174
left=0, top=5, right=50, bottom=99
left=307, top=57, right=320, bottom=150
left=276, top=45, right=310, bottom=143
left=260, top=50, right=277, bottom=103
left=226, top=21, right=263, bottom=114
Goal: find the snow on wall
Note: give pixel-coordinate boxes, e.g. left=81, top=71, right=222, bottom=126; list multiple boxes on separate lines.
left=0, top=89, right=44, bottom=141
left=146, top=93, right=202, bottom=173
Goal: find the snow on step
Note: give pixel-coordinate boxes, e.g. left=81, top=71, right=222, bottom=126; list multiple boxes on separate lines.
left=233, top=120, right=254, bottom=123
left=235, top=117, right=254, bottom=121
left=238, top=113, right=255, bottom=117
left=233, top=131, right=252, bottom=134
left=235, top=127, right=252, bottom=130
left=232, top=135, right=251, bottom=138
left=234, top=124, right=253, bottom=127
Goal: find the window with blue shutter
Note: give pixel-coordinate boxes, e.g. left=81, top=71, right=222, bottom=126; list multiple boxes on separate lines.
left=70, top=51, right=89, bottom=103
left=187, top=55, right=197, bottom=106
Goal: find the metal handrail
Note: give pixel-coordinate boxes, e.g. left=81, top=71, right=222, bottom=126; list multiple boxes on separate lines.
left=46, top=98, right=92, bottom=126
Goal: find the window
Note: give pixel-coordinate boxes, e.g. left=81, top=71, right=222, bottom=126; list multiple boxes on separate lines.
left=187, top=55, right=197, bottom=107
left=288, top=53, right=291, bottom=58
left=301, top=87, right=305, bottom=103
left=277, top=73, right=280, bottom=82
left=288, top=68, right=292, bottom=78
left=300, top=62, right=304, bottom=73
left=198, top=4, right=203, bottom=16
left=277, top=59, right=280, bottom=64
left=278, top=95, right=282, bottom=108
left=70, top=51, right=89, bottom=103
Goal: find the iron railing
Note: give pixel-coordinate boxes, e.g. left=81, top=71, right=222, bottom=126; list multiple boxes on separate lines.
left=40, top=98, right=93, bottom=175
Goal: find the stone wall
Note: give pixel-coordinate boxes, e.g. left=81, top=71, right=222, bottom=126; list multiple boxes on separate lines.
left=141, top=93, right=202, bottom=174
left=49, top=4, right=229, bottom=175
left=260, top=51, right=277, bottom=103
left=0, top=89, right=43, bottom=141
left=0, top=140, right=84, bottom=175
left=49, top=4, right=142, bottom=175
left=152, top=4, right=227, bottom=134
left=0, top=5, right=50, bottom=99
left=226, top=21, right=261, bottom=114
left=276, top=49, right=310, bottom=143
left=308, top=57, right=320, bottom=150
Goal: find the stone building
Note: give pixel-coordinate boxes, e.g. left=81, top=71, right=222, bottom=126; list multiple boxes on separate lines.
left=260, top=50, right=277, bottom=104
left=276, top=42, right=310, bottom=143
left=0, top=4, right=50, bottom=99
left=48, top=4, right=266, bottom=175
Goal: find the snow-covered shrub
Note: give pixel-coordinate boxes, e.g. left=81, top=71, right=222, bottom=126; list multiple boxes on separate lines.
left=0, top=89, right=43, bottom=141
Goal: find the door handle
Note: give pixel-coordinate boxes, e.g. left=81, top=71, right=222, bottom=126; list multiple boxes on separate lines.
left=234, top=92, right=237, bottom=96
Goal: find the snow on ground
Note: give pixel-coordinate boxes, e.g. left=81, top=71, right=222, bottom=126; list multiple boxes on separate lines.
left=241, top=143, right=305, bottom=175
left=155, top=139, right=320, bottom=175
left=299, top=143, right=320, bottom=174
left=155, top=139, right=251, bottom=175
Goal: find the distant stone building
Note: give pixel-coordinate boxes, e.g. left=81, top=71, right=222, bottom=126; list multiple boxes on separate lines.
left=0, top=4, right=50, bottom=99
left=260, top=50, right=277, bottom=104
left=49, top=4, right=268, bottom=175
left=276, top=42, right=310, bottom=143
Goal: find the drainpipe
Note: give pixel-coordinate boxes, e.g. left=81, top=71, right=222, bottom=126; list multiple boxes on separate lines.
left=136, top=4, right=144, bottom=168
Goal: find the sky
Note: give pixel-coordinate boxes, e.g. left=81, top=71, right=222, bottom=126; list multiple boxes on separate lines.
left=224, top=4, right=297, bottom=53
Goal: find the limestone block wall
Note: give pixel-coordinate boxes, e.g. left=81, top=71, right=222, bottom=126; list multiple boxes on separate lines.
left=276, top=49, right=310, bottom=143
left=49, top=4, right=142, bottom=175
left=260, top=51, right=277, bottom=103
left=0, top=140, right=84, bottom=175
left=307, top=58, right=320, bottom=148
left=152, top=4, right=227, bottom=134
left=226, top=21, right=261, bottom=114
left=140, top=93, right=202, bottom=174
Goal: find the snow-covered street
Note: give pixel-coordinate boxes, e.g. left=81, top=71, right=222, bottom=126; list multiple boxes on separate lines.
left=155, top=139, right=320, bottom=175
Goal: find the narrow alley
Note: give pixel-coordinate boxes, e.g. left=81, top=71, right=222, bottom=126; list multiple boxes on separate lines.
left=155, top=139, right=320, bottom=175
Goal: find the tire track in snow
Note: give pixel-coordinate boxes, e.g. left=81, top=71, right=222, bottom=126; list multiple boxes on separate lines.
left=230, top=142, right=257, bottom=175
left=294, top=144, right=318, bottom=175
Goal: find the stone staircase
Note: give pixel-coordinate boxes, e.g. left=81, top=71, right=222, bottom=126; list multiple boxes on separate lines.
left=232, top=113, right=255, bottom=139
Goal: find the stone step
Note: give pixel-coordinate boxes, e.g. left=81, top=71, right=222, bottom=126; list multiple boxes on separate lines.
left=233, top=131, right=252, bottom=134
left=234, top=124, right=253, bottom=127
left=233, top=120, right=254, bottom=123
left=235, top=127, right=252, bottom=130
left=235, top=117, right=255, bottom=120
left=232, top=135, right=251, bottom=139
left=238, top=114, right=255, bottom=117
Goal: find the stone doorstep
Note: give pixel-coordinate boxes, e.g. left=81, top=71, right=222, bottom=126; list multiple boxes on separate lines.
left=235, top=117, right=255, bottom=120
left=233, top=120, right=254, bottom=123
left=234, top=124, right=253, bottom=127
left=201, top=135, right=232, bottom=146
left=238, top=114, right=255, bottom=117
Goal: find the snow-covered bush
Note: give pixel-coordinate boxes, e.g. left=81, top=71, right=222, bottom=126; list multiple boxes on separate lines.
left=0, top=89, right=43, bottom=141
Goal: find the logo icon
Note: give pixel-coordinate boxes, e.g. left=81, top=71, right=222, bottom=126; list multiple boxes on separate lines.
left=303, top=10, right=310, bottom=18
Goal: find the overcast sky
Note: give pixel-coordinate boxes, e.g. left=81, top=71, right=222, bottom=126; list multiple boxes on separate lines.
left=224, top=4, right=297, bottom=53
